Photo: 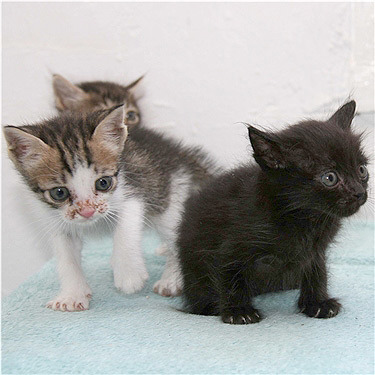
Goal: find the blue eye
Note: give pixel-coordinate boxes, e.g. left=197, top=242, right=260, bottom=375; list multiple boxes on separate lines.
left=49, top=187, right=70, bottom=202
left=125, top=110, right=139, bottom=124
left=358, top=165, right=368, bottom=181
left=321, top=171, right=338, bottom=187
left=95, top=176, right=113, bottom=191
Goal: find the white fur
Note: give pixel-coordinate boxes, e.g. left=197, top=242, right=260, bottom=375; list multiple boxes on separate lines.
left=61, top=165, right=110, bottom=223
left=155, top=243, right=168, bottom=256
left=111, top=194, right=149, bottom=294
left=69, top=165, right=99, bottom=201
left=44, top=163, right=196, bottom=310
left=46, top=233, right=92, bottom=311
left=151, top=170, right=193, bottom=296
left=44, top=163, right=148, bottom=311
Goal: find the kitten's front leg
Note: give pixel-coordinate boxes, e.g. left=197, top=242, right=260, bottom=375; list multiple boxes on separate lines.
left=220, top=276, right=263, bottom=325
left=111, top=197, right=149, bottom=294
left=46, top=233, right=92, bottom=312
left=219, top=251, right=263, bottom=324
left=298, top=253, right=341, bottom=318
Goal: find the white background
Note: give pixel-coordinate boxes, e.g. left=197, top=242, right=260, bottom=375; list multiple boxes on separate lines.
left=2, top=2, right=374, bottom=296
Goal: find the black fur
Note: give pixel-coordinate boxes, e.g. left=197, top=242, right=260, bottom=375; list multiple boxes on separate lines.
left=178, top=101, right=369, bottom=324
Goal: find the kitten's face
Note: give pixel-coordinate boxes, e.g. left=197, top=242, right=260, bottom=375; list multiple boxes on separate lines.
left=248, top=101, right=369, bottom=218
left=4, top=106, right=127, bottom=227
left=53, top=75, right=142, bottom=127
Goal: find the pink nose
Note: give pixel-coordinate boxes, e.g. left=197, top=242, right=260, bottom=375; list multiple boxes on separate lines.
left=78, top=207, right=96, bottom=218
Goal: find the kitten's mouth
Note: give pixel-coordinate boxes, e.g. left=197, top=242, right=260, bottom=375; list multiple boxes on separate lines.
left=320, top=197, right=367, bottom=218
left=336, top=199, right=366, bottom=217
left=74, top=214, right=99, bottom=224
left=67, top=201, right=109, bottom=223
left=66, top=208, right=103, bottom=224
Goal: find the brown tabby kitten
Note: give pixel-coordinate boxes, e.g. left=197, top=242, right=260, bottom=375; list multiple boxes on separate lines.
left=53, top=74, right=143, bottom=127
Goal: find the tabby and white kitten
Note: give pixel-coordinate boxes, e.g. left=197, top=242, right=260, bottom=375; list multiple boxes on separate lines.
left=53, top=74, right=143, bottom=127
left=51, top=74, right=221, bottom=297
left=4, top=106, right=218, bottom=311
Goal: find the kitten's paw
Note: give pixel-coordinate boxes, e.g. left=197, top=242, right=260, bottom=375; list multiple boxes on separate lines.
left=46, top=292, right=92, bottom=312
left=221, top=308, right=263, bottom=325
left=113, top=266, right=149, bottom=294
left=153, top=256, right=183, bottom=297
left=299, top=298, right=341, bottom=319
left=153, top=277, right=182, bottom=297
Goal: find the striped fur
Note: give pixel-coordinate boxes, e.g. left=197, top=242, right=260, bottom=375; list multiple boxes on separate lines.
left=51, top=75, right=222, bottom=297
left=4, top=105, right=219, bottom=310
left=53, top=74, right=143, bottom=127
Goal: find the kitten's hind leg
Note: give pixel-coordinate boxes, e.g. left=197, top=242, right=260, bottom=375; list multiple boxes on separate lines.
left=184, top=286, right=220, bottom=316
left=152, top=171, right=190, bottom=297
left=111, top=197, right=149, bottom=294
left=153, top=250, right=182, bottom=297
left=46, top=233, right=92, bottom=312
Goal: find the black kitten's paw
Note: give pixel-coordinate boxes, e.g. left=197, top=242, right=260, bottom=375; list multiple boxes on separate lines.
left=221, top=308, right=262, bottom=325
left=299, top=298, right=341, bottom=319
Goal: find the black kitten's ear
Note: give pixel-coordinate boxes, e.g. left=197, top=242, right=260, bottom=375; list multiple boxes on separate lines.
left=247, top=126, right=285, bottom=169
left=328, top=100, right=356, bottom=130
left=52, top=74, right=89, bottom=111
left=125, top=75, right=144, bottom=91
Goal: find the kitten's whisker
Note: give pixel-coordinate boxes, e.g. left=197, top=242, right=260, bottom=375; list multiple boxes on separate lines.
left=105, top=215, right=120, bottom=228
left=142, top=217, right=153, bottom=230
left=23, top=213, right=62, bottom=229
left=106, top=210, right=123, bottom=221
left=102, top=214, right=117, bottom=231
left=35, top=218, right=65, bottom=245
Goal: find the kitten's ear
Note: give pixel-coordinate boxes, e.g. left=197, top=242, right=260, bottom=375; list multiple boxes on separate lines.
left=92, top=105, right=128, bottom=151
left=52, top=74, right=89, bottom=111
left=328, top=101, right=356, bottom=130
left=125, top=75, right=144, bottom=91
left=3, top=126, right=51, bottom=169
left=247, top=126, right=285, bottom=169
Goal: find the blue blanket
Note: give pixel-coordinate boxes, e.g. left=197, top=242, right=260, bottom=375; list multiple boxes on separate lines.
left=2, top=220, right=374, bottom=374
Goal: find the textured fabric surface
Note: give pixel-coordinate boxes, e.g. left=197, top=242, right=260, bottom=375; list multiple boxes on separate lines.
left=2, top=220, right=374, bottom=374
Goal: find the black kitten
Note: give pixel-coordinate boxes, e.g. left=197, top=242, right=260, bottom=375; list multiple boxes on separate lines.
left=178, top=101, right=369, bottom=324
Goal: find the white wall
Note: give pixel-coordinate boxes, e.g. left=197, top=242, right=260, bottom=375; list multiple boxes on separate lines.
left=2, top=2, right=374, bottom=296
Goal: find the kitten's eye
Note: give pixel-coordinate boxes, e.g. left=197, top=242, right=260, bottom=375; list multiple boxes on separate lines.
left=125, top=110, right=139, bottom=124
left=49, top=187, right=70, bottom=202
left=358, top=165, right=368, bottom=181
left=321, top=171, right=338, bottom=187
left=95, top=176, right=113, bottom=191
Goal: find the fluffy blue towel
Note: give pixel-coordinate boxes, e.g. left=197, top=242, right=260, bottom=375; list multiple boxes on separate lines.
left=2, top=220, right=374, bottom=374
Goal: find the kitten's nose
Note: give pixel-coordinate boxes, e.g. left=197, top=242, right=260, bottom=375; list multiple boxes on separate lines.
left=78, top=207, right=96, bottom=218
left=353, top=191, right=367, bottom=204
